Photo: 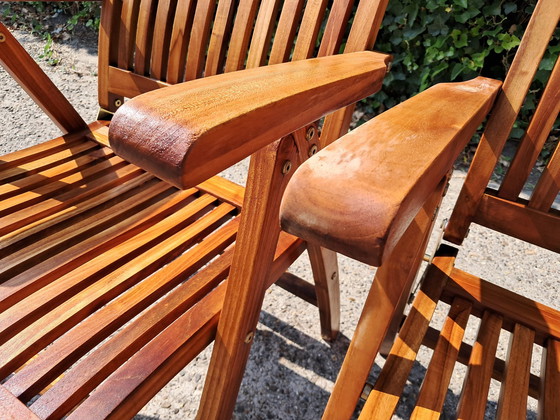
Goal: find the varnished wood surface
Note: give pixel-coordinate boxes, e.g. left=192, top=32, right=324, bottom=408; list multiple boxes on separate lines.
left=109, top=51, right=389, bottom=189
left=281, top=77, right=501, bottom=266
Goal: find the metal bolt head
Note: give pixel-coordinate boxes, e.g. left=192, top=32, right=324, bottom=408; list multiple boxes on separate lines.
left=244, top=331, right=254, bottom=343
left=306, top=126, right=316, bottom=141
left=114, top=98, right=123, bottom=107
left=308, top=144, right=318, bottom=157
left=0, top=33, right=6, bottom=43
left=282, top=160, right=292, bottom=174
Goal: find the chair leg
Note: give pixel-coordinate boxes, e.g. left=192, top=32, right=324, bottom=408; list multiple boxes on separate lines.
left=308, top=244, right=340, bottom=341
left=197, top=135, right=300, bottom=420
left=323, top=178, right=448, bottom=420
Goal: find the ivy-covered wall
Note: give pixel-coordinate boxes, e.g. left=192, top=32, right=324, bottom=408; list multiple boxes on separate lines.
left=366, top=0, right=559, bottom=141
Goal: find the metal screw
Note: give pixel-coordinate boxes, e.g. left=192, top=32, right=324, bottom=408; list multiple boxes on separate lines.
left=282, top=160, right=292, bottom=174
left=0, top=33, right=6, bottom=43
left=244, top=331, right=254, bottom=344
left=306, top=126, right=316, bottom=141
left=308, top=144, right=318, bottom=157
left=114, top=99, right=123, bottom=107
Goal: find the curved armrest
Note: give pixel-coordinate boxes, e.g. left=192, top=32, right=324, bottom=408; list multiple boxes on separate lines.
left=280, top=77, right=502, bottom=266
left=109, top=51, right=390, bottom=188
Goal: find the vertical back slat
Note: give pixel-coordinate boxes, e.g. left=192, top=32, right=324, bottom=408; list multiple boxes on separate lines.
left=456, top=311, right=503, bottom=419
left=133, top=0, right=157, bottom=76
left=205, top=0, right=237, bottom=76
left=444, top=0, right=560, bottom=244
left=98, top=0, right=124, bottom=110
left=117, top=0, right=141, bottom=70
left=317, top=0, right=354, bottom=57
left=268, top=0, right=305, bottom=64
left=529, top=142, right=560, bottom=211
left=224, top=0, right=261, bottom=73
left=166, top=0, right=196, bottom=83
left=498, top=55, right=560, bottom=201
left=540, top=338, right=560, bottom=420
left=291, top=0, right=328, bottom=61
left=150, top=0, right=177, bottom=81
left=184, top=0, right=217, bottom=80
left=246, top=0, right=281, bottom=68
left=496, top=323, right=535, bottom=420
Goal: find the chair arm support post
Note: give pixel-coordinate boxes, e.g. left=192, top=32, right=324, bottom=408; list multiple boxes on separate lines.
left=280, top=77, right=502, bottom=267
left=108, top=51, right=390, bottom=189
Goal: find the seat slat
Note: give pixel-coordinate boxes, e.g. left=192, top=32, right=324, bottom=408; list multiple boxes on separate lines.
left=499, top=55, right=560, bottom=202
left=0, top=201, right=233, bottom=379
left=291, top=0, right=328, bottom=61
left=0, top=385, right=39, bottom=420
left=184, top=0, right=217, bottom=80
left=246, top=0, right=281, bottom=69
left=133, top=0, right=157, bottom=76
left=268, top=0, right=305, bottom=64
left=166, top=0, right=196, bottom=84
left=411, top=297, right=472, bottom=419
left=497, top=323, right=535, bottom=420
left=359, top=265, right=449, bottom=419
left=5, top=223, right=237, bottom=401
left=224, top=0, right=260, bottom=72
left=529, top=142, right=560, bottom=211
left=456, top=311, right=503, bottom=419
left=540, top=338, right=560, bottom=419
left=30, top=253, right=231, bottom=419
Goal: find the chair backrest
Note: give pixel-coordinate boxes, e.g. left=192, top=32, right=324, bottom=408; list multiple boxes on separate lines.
left=445, top=0, right=560, bottom=253
left=97, top=0, right=389, bottom=145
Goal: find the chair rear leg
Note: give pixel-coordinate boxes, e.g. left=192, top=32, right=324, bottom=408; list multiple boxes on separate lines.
left=308, top=244, right=340, bottom=341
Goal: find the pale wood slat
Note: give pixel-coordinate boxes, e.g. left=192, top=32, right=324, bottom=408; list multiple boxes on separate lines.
left=0, top=385, right=39, bottom=420
left=246, top=0, right=282, bottom=68
left=530, top=141, right=560, bottom=211
left=5, top=222, right=237, bottom=401
left=133, top=0, right=157, bottom=75
left=317, top=0, right=355, bottom=57
left=0, top=201, right=232, bottom=379
left=473, top=193, right=560, bottom=253
left=0, top=155, right=128, bottom=217
left=184, top=0, right=217, bottom=80
left=166, top=0, right=196, bottom=84
left=224, top=0, right=261, bottom=72
left=84, top=123, right=110, bottom=147
left=30, top=253, right=231, bottom=419
left=149, top=0, right=177, bottom=81
left=268, top=0, right=305, bottom=64
left=0, top=147, right=114, bottom=200
left=411, top=297, right=472, bottom=419
left=0, top=180, right=173, bottom=280
left=64, top=283, right=226, bottom=420
left=456, top=311, right=503, bottom=419
left=204, top=0, right=236, bottom=76
left=497, top=323, right=535, bottom=420
left=117, top=0, right=140, bottom=70
left=291, top=0, right=328, bottom=61
left=499, top=54, right=560, bottom=202
left=540, top=338, right=560, bottom=419
left=445, top=0, right=560, bottom=243
left=0, top=164, right=144, bottom=237
left=358, top=262, right=450, bottom=419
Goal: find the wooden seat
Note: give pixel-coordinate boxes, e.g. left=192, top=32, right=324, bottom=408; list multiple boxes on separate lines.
left=0, top=0, right=392, bottom=418
left=280, top=0, right=560, bottom=417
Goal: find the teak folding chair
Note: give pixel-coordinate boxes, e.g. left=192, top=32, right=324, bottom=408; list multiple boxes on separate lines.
left=0, top=0, right=391, bottom=418
left=281, top=0, right=560, bottom=417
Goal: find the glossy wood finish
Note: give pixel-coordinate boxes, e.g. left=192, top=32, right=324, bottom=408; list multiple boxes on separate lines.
left=109, top=52, right=389, bottom=189
left=281, top=77, right=501, bottom=266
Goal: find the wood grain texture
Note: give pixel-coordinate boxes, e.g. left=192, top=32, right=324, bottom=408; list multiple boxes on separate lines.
left=0, top=385, right=39, bottom=420
left=109, top=51, right=389, bottom=189
left=268, top=0, right=305, bottom=64
left=0, top=22, right=86, bottom=134
left=281, top=77, right=501, bottom=266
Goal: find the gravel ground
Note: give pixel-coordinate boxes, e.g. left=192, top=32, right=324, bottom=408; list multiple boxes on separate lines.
left=1, top=27, right=558, bottom=419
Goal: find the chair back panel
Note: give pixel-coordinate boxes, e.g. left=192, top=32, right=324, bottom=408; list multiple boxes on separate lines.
left=445, top=0, right=560, bottom=252
left=98, top=0, right=388, bottom=112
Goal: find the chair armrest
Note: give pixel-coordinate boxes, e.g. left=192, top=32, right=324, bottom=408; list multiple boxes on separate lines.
left=280, top=77, right=502, bottom=266
left=109, top=51, right=390, bottom=188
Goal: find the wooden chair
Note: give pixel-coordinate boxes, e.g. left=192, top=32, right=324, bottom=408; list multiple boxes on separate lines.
left=0, top=0, right=392, bottom=418
left=280, top=0, right=560, bottom=417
